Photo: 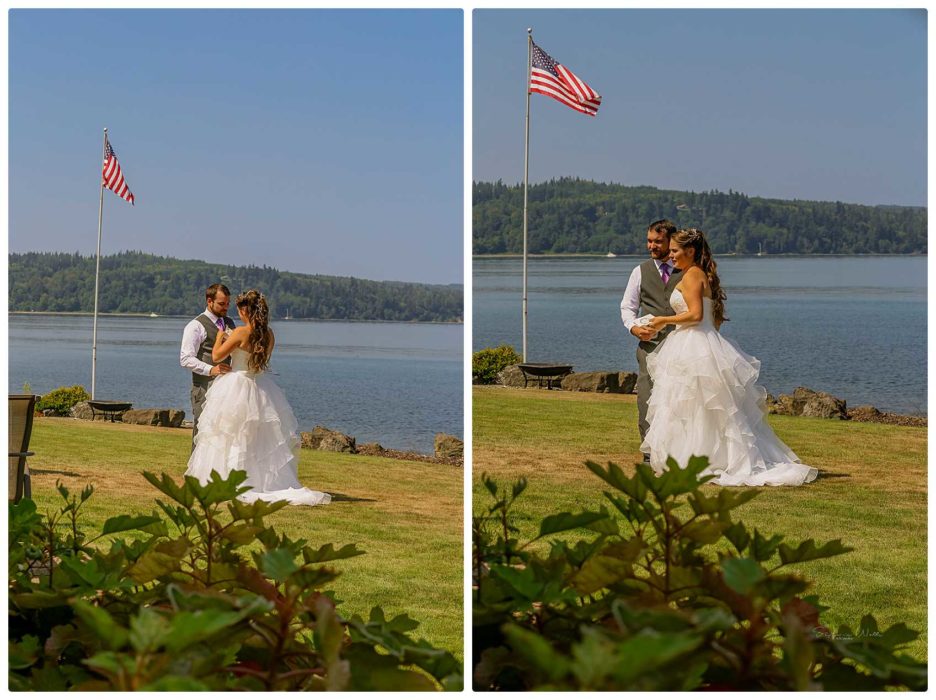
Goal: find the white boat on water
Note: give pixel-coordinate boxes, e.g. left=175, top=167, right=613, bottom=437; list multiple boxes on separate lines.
left=149, top=312, right=159, bottom=317
left=606, top=252, right=617, bottom=258
left=756, top=243, right=767, bottom=256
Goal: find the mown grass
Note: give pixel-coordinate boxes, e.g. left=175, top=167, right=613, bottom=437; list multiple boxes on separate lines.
left=24, top=418, right=463, bottom=661
left=472, top=386, right=927, bottom=662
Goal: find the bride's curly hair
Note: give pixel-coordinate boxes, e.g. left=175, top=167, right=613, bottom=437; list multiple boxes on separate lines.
left=672, top=228, right=728, bottom=325
left=235, top=289, right=272, bottom=373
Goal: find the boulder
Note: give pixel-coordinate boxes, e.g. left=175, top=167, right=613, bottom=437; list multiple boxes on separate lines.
left=617, top=372, right=638, bottom=394
left=767, top=393, right=796, bottom=416
left=794, top=387, right=847, bottom=420
left=357, top=442, right=386, bottom=455
left=122, top=408, right=186, bottom=428
left=561, top=371, right=620, bottom=393
left=767, top=387, right=846, bottom=419
left=70, top=402, right=99, bottom=420
left=301, top=426, right=356, bottom=453
left=496, top=364, right=527, bottom=388
left=848, top=404, right=883, bottom=422
left=434, top=433, right=463, bottom=460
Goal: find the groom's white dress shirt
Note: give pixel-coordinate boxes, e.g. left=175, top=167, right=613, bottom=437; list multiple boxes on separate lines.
left=180, top=307, right=226, bottom=377
left=619, top=259, right=673, bottom=330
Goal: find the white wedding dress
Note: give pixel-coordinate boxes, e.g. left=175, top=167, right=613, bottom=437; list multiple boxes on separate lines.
left=186, top=347, right=331, bottom=506
left=640, top=289, right=818, bottom=487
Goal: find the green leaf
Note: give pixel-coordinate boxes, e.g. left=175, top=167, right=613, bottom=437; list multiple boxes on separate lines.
left=610, top=629, right=704, bottom=685
left=751, top=529, right=785, bottom=561
left=129, top=606, right=172, bottom=652
left=126, top=550, right=180, bottom=584
left=313, top=596, right=348, bottom=690
left=221, top=523, right=264, bottom=545
left=779, top=538, right=854, bottom=565
left=9, top=635, right=41, bottom=669
left=724, top=521, right=752, bottom=553
left=101, top=514, right=162, bottom=535
left=140, top=676, right=212, bottom=691
left=490, top=564, right=543, bottom=601
left=538, top=510, right=610, bottom=538
left=722, top=557, right=765, bottom=595
left=260, top=548, right=299, bottom=581
left=302, top=542, right=366, bottom=564
left=165, top=609, right=249, bottom=653
left=502, top=623, right=570, bottom=681
left=681, top=519, right=726, bottom=544
left=72, top=600, right=128, bottom=650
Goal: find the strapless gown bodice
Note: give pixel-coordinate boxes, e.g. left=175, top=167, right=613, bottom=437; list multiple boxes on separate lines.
left=640, top=288, right=818, bottom=487
left=230, top=346, right=251, bottom=372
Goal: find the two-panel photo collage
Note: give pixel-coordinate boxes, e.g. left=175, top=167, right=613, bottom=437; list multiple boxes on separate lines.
left=7, top=6, right=927, bottom=693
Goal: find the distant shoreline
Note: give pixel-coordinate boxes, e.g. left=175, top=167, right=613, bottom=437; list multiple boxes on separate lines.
left=8, top=311, right=462, bottom=325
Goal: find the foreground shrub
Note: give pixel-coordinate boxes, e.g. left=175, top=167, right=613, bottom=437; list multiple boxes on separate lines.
left=35, top=385, right=90, bottom=416
left=472, top=345, right=522, bottom=384
left=473, top=456, right=926, bottom=691
left=10, top=471, right=462, bottom=691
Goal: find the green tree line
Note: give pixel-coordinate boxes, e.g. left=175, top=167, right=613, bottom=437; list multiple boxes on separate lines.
left=9, top=251, right=463, bottom=322
left=474, top=178, right=926, bottom=255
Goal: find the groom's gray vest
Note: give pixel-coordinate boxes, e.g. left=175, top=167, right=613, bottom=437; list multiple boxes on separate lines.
left=638, top=260, right=683, bottom=354
left=192, top=314, right=235, bottom=388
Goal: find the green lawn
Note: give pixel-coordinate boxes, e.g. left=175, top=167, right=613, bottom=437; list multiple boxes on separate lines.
left=473, top=386, right=927, bottom=662
left=24, top=418, right=463, bottom=661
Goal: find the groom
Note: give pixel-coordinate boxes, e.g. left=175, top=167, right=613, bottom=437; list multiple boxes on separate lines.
left=620, top=219, right=683, bottom=462
left=179, top=283, right=236, bottom=451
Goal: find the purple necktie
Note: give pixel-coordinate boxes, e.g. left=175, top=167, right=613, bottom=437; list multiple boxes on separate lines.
left=660, top=263, right=670, bottom=284
left=216, top=318, right=225, bottom=332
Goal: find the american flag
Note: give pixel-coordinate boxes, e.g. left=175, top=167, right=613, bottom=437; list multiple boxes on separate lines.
left=529, top=41, right=601, bottom=116
left=102, top=136, right=135, bottom=205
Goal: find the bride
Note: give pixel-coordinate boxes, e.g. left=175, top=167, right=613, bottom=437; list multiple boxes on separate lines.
left=185, top=289, right=331, bottom=506
left=643, top=229, right=818, bottom=487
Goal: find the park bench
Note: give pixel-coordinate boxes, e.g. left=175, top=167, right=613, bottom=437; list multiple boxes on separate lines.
left=88, top=400, right=133, bottom=422
left=518, top=363, right=573, bottom=390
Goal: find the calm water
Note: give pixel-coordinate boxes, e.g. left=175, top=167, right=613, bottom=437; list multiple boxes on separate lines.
left=474, top=256, right=927, bottom=416
left=10, top=315, right=463, bottom=453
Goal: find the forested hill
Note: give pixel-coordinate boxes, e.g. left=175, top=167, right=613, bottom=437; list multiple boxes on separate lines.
left=473, top=179, right=926, bottom=255
left=9, top=252, right=463, bottom=322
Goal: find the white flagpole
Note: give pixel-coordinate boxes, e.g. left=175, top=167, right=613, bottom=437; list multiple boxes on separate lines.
left=522, top=29, right=532, bottom=362
left=91, top=128, right=107, bottom=399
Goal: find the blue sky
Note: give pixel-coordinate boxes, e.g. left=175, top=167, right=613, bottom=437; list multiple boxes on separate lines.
left=9, top=9, right=463, bottom=284
left=474, top=9, right=926, bottom=207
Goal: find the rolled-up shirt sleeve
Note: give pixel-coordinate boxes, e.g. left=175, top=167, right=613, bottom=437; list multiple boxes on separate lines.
left=180, top=319, right=213, bottom=376
left=620, top=265, right=643, bottom=331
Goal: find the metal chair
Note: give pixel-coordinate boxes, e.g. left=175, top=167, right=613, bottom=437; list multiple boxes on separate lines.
left=9, top=394, right=37, bottom=503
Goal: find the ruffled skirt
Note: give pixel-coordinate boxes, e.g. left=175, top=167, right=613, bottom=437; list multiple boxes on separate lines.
left=186, top=371, right=331, bottom=506
left=640, top=325, right=818, bottom=487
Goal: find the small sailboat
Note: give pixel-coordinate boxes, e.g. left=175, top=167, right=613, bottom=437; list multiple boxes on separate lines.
left=756, top=242, right=767, bottom=257
left=606, top=252, right=617, bottom=258
left=149, top=312, right=159, bottom=318
left=284, top=308, right=293, bottom=320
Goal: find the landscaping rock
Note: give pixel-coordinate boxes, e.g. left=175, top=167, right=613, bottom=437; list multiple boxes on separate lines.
left=617, top=372, right=638, bottom=394
left=357, top=442, right=385, bottom=454
left=496, top=364, right=527, bottom=388
left=794, top=387, right=847, bottom=420
left=122, top=408, right=186, bottom=428
left=561, top=371, right=620, bottom=393
left=70, top=402, right=98, bottom=420
left=434, top=433, right=463, bottom=460
left=847, top=404, right=883, bottom=422
left=301, top=426, right=356, bottom=453
left=767, top=387, right=846, bottom=419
